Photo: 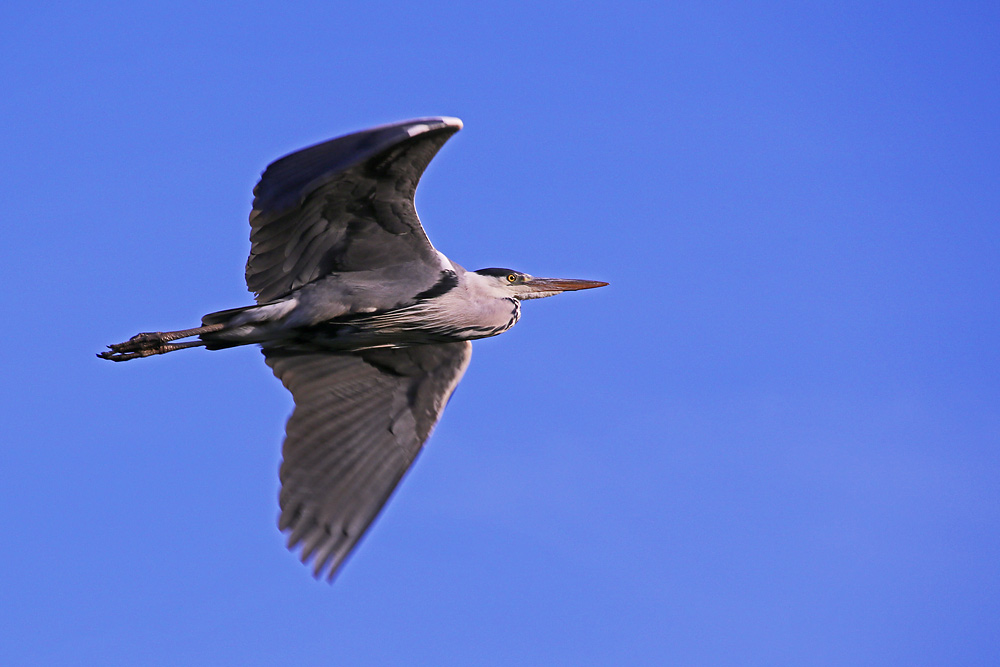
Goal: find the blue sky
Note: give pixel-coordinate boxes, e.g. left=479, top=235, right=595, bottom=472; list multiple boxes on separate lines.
left=2, top=2, right=998, bottom=665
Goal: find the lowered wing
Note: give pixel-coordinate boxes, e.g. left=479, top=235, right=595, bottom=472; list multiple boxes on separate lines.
left=264, top=341, right=472, bottom=580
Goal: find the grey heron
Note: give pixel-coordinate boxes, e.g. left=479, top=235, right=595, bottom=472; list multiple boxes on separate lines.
left=99, top=117, right=607, bottom=580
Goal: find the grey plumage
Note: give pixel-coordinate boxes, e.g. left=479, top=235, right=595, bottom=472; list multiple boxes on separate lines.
left=100, top=117, right=606, bottom=581
left=265, top=342, right=471, bottom=578
left=245, top=119, right=456, bottom=304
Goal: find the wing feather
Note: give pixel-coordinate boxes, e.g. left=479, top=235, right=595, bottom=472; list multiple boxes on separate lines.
left=264, top=341, right=472, bottom=580
left=247, top=118, right=462, bottom=303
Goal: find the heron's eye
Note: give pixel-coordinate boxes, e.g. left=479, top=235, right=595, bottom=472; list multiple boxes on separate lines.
left=507, top=274, right=518, bottom=283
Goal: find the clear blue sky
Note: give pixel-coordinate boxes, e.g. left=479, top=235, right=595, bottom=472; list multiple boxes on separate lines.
left=3, top=2, right=998, bottom=665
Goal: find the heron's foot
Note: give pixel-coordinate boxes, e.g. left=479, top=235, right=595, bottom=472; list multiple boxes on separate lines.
left=98, top=348, right=157, bottom=361
left=97, top=324, right=223, bottom=362
left=98, top=332, right=169, bottom=361
left=111, top=332, right=168, bottom=353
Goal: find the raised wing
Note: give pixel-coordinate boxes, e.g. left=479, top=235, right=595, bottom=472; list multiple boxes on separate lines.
left=247, top=117, right=463, bottom=303
left=263, top=341, right=472, bottom=580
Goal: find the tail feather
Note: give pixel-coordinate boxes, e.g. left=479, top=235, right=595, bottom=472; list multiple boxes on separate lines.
left=201, top=304, right=260, bottom=326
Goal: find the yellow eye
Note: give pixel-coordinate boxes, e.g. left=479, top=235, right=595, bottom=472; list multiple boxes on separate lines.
left=507, top=274, right=518, bottom=283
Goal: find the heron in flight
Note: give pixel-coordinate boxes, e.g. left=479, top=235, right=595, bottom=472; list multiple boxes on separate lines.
left=100, top=117, right=607, bottom=580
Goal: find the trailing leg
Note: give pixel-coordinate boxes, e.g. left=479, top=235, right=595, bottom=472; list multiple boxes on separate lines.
left=98, top=323, right=225, bottom=362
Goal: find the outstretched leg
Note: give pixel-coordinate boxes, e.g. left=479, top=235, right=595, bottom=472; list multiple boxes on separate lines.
left=98, top=323, right=224, bottom=362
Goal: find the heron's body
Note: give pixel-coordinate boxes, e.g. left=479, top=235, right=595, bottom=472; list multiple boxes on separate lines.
left=199, top=263, right=522, bottom=352
left=100, top=117, right=606, bottom=580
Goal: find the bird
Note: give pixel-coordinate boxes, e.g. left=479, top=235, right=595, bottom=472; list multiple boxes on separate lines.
left=99, top=117, right=607, bottom=581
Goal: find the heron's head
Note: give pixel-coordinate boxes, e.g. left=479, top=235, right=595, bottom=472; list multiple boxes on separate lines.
left=473, top=268, right=608, bottom=300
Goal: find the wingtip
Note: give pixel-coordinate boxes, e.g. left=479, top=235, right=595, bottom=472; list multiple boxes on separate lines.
left=405, top=116, right=463, bottom=137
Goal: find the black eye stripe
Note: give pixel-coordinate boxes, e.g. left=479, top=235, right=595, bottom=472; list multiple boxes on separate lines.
left=475, top=267, right=518, bottom=278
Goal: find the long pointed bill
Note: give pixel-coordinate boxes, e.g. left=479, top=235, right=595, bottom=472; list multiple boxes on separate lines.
left=520, top=277, right=609, bottom=299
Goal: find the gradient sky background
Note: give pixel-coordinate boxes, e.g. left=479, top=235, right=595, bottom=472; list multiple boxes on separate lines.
left=3, top=2, right=998, bottom=665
